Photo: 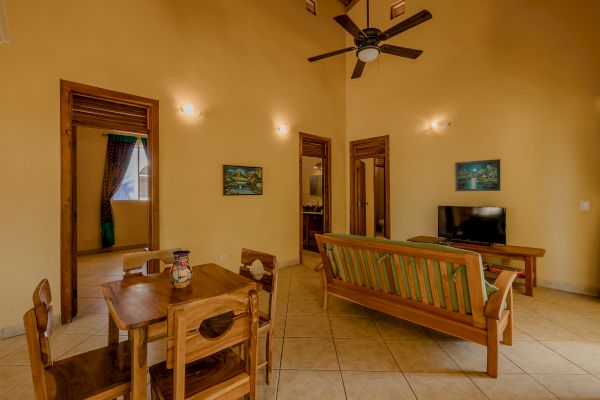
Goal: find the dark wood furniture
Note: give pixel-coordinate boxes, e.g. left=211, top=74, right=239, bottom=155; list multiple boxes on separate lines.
left=149, top=290, right=259, bottom=400
left=238, top=249, right=278, bottom=384
left=315, top=233, right=516, bottom=377
left=407, top=236, right=545, bottom=296
left=101, top=263, right=259, bottom=400
left=24, top=279, right=132, bottom=399
left=302, top=212, right=324, bottom=252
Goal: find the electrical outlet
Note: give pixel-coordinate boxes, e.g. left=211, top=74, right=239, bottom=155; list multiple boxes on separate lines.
left=580, top=200, right=591, bottom=211
left=220, top=254, right=229, bottom=262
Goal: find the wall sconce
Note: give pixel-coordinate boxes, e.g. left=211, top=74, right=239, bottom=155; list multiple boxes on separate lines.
left=430, top=120, right=450, bottom=131
left=0, top=0, right=10, bottom=44
left=180, top=104, right=201, bottom=116
left=276, top=124, right=290, bottom=136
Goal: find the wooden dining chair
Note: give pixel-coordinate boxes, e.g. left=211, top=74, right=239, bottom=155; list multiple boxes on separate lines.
left=121, top=248, right=181, bottom=343
left=24, top=279, right=132, bottom=400
left=122, top=248, right=181, bottom=277
left=238, top=248, right=278, bottom=384
left=149, top=290, right=259, bottom=400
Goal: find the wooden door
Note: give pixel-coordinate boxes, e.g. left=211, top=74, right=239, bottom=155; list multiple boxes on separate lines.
left=349, top=136, right=390, bottom=238
left=356, top=160, right=367, bottom=236
left=299, top=133, right=331, bottom=261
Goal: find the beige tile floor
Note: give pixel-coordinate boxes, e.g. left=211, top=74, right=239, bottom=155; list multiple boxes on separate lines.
left=2, top=250, right=600, bottom=399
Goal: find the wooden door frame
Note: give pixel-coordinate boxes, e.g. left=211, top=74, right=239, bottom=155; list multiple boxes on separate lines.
left=299, top=132, right=331, bottom=262
left=60, top=80, right=160, bottom=323
left=349, top=135, right=390, bottom=238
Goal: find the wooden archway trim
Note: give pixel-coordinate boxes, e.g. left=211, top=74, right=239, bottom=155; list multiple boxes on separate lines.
left=60, top=80, right=160, bottom=323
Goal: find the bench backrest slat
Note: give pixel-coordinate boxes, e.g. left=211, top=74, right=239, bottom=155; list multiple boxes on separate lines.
left=316, top=233, right=488, bottom=328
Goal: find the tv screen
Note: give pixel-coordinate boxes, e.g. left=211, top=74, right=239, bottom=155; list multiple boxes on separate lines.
left=438, top=206, right=506, bottom=245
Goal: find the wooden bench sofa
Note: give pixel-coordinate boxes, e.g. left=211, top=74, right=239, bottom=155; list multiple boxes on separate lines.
left=315, top=233, right=516, bottom=377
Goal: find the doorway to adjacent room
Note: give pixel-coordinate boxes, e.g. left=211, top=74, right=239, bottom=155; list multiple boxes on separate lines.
left=350, top=135, right=390, bottom=238
left=59, top=80, right=160, bottom=323
left=299, top=132, right=331, bottom=261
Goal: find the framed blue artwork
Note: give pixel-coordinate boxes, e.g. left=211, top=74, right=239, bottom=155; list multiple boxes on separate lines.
left=456, top=160, right=500, bottom=191
left=223, top=165, right=263, bottom=195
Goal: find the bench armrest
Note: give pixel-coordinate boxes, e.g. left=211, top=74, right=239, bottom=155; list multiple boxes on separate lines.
left=484, top=271, right=517, bottom=320
left=314, top=262, right=324, bottom=272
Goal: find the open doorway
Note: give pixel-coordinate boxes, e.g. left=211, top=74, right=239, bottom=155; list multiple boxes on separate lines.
left=350, top=136, right=390, bottom=238
left=75, top=128, right=150, bottom=315
left=60, top=80, right=159, bottom=323
left=299, top=133, right=331, bottom=261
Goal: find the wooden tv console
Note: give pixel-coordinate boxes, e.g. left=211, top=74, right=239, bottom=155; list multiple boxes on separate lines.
left=407, top=236, right=545, bottom=296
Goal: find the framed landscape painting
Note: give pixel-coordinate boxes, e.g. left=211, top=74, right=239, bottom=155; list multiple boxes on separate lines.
left=223, top=165, right=263, bottom=195
left=456, top=159, right=500, bottom=191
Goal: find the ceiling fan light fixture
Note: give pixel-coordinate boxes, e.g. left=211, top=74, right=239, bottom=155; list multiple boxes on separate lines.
left=357, top=45, right=380, bottom=63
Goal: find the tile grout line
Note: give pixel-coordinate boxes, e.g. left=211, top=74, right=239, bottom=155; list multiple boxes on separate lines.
left=327, top=314, right=349, bottom=400
left=373, top=313, right=422, bottom=400
left=274, top=267, right=292, bottom=400
left=536, top=339, right=595, bottom=375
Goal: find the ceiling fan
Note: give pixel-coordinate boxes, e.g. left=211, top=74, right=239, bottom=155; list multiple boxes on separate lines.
left=308, top=0, right=432, bottom=79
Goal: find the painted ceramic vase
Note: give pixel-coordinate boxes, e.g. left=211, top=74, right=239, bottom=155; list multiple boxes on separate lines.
left=169, top=250, right=192, bottom=288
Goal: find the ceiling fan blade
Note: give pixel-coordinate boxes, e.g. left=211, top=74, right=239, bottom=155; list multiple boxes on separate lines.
left=380, top=44, right=423, bottom=59
left=351, top=60, right=366, bottom=79
left=308, top=47, right=356, bottom=62
left=334, top=15, right=366, bottom=38
left=379, top=10, right=432, bottom=40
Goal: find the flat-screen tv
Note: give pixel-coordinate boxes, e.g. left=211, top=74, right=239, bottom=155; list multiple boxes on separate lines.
left=438, top=206, right=506, bottom=245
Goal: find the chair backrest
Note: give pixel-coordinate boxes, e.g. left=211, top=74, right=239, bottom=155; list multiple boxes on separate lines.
left=165, top=290, right=259, bottom=400
left=122, top=248, right=180, bottom=276
left=239, top=248, right=278, bottom=322
left=316, top=233, right=488, bottom=329
left=24, top=279, right=54, bottom=400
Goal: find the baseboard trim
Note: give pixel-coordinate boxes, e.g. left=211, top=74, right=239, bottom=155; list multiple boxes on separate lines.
left=2, top=314, right=61, bottom=339
left=279, top=257, right=301, bottom=268
left=536, top=279, right=599, bottom=297
left=77, top=243, right=148, bottom=256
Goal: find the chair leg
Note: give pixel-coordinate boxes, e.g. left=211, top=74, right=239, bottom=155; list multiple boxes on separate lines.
left=150, top=385, right=159, bottom=400
left=322, top=286, right=328, bottom=311
left=502, top=288, right=513, bottom=346
left=265, top=331, right=273, bottom=384
left=123, top=393, right=131, bottom=400
left=486, top=318, right=499, bottom=378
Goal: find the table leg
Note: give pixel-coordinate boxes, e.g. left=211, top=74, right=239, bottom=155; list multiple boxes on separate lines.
left=533, top=257, right=537, bottom=287
left=131, top=327, right=148, bottom=400
left=524, top=257, right=534, bottom=296
left=108, top=313, right=119, bottom=346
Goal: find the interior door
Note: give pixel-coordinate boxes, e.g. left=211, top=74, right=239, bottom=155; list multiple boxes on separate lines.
left=356, top=160, right=367, bottom=236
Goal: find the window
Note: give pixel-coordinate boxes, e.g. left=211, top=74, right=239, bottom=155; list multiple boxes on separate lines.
left=113, top=140, right=149, bottom=200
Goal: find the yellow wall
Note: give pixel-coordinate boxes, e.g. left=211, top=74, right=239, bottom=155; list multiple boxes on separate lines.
left=76, top=127, right=148, bottom=252
left=347, top=0, right=600, bottom=294
left=0, top=0, right=346, bottom=328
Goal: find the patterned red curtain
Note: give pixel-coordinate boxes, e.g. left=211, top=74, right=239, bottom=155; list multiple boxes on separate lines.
left=100, top=134, right=137, bottom=248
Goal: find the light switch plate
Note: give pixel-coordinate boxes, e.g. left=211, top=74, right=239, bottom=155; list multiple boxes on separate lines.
left=580, top=200, right=590, bottom=211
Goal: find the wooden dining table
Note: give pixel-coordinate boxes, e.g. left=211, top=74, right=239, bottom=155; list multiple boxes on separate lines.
left=101, top=263, right=259, bottom=400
